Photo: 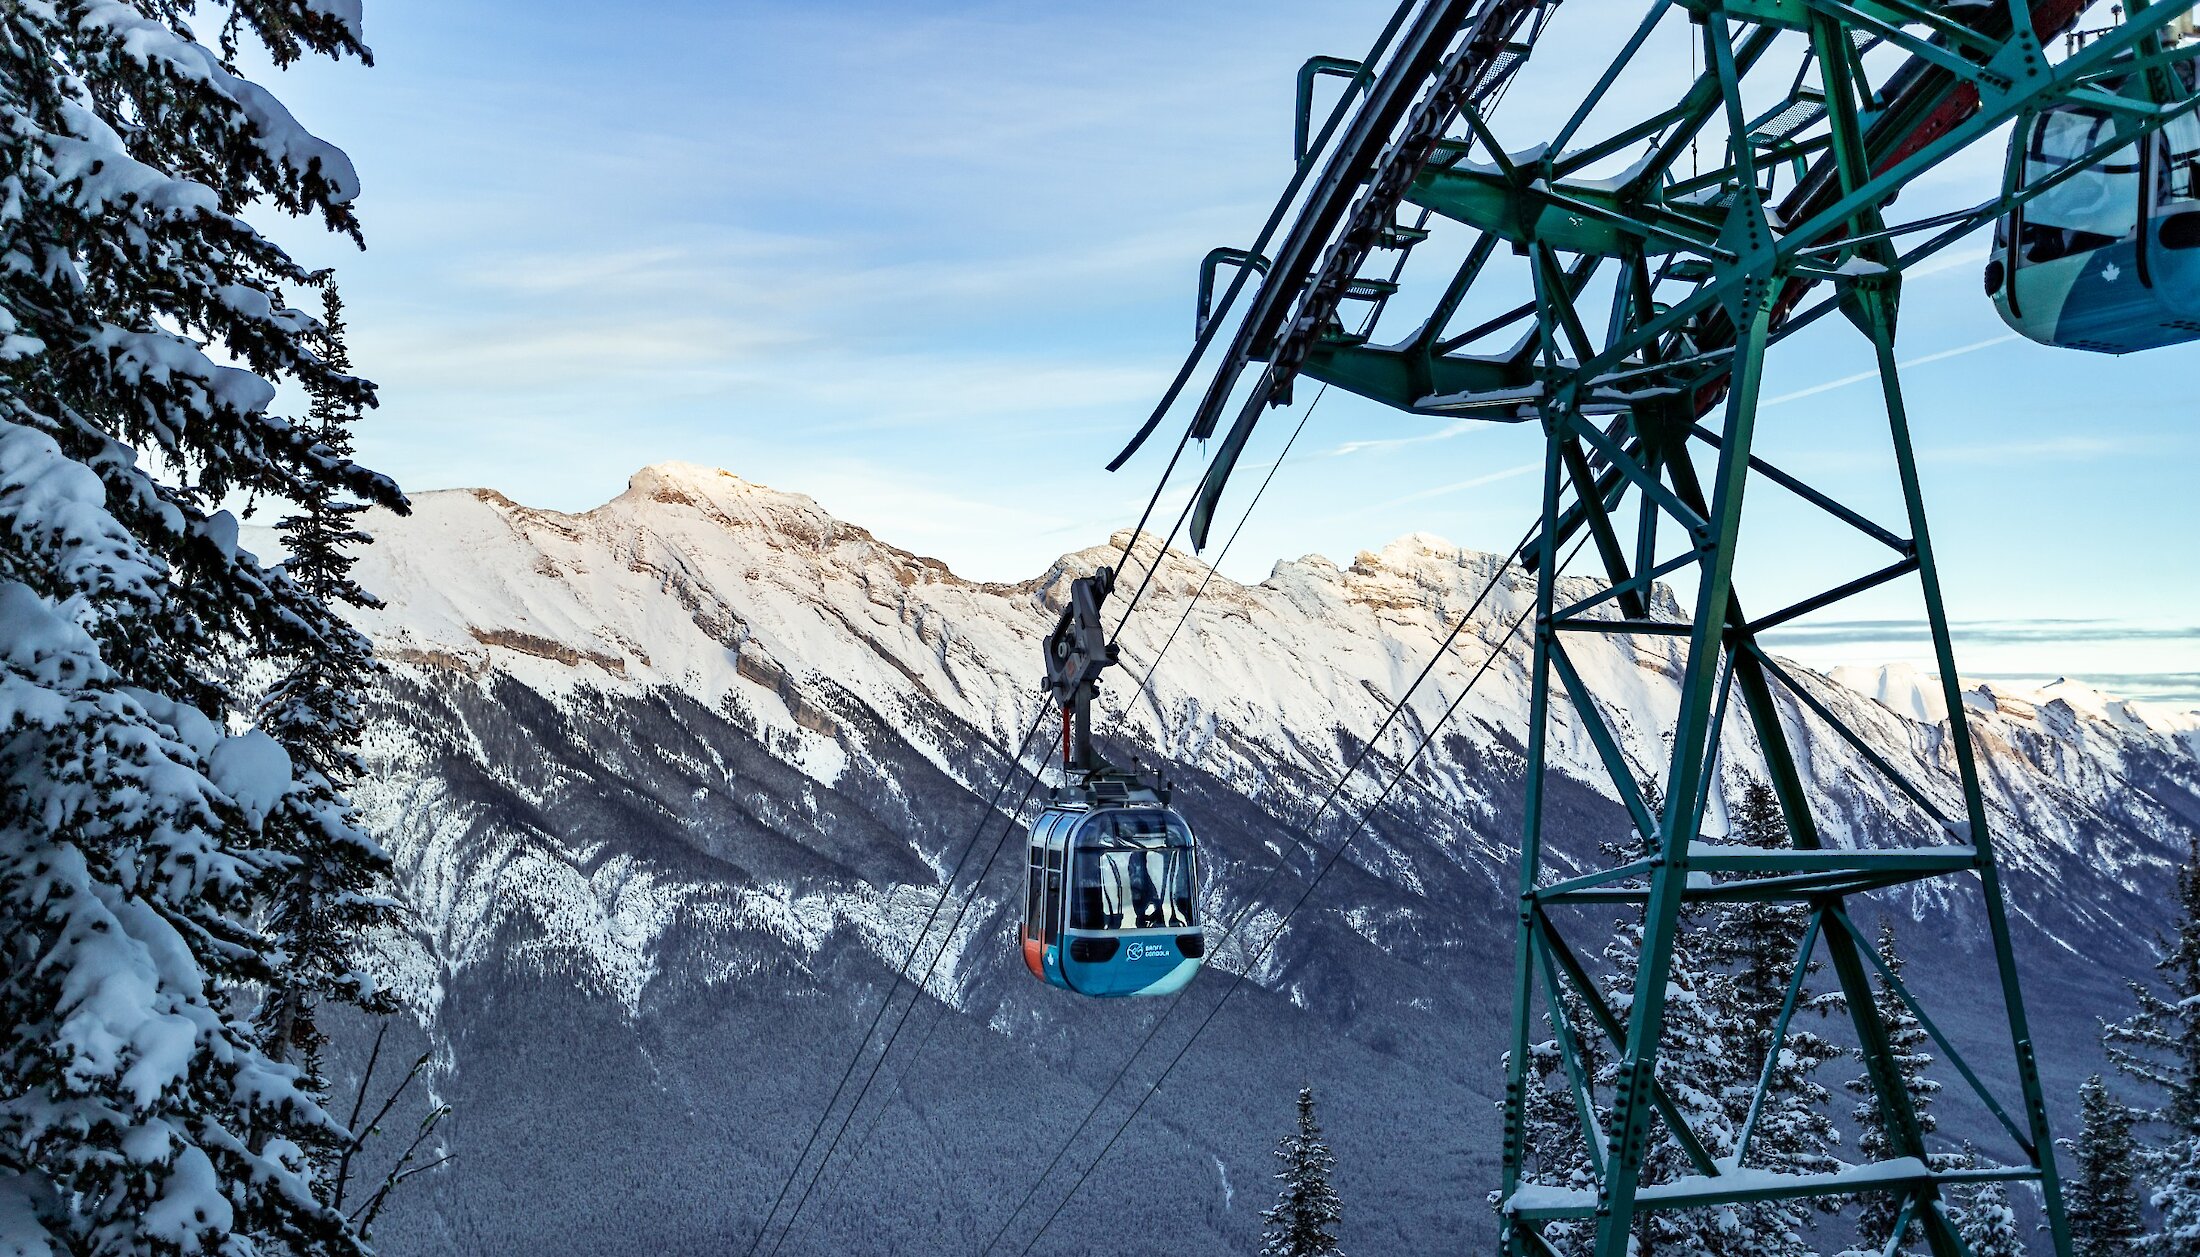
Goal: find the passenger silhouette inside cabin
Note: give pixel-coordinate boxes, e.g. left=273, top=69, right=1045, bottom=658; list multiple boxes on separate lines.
left=1072, top=811, right=1197, bottom=932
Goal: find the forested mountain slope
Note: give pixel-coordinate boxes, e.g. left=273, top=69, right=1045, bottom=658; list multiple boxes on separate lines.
left=341, top=463, right=2200, bottom=1255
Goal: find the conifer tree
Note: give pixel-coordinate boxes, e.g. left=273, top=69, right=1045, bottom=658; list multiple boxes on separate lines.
left=1504, top=1002, right=1606, bottom=1255
left=256, top=278, right=397, bottom=1164
left=1949, top=1146, right=2026, bottom=1257
left=2107, top=837, right=2200, bottom=1132
left=1595, top=908, right=1829, bottom=1256
left=0, top=6, right=403, bottom=1254
left=1717, top=777, right=1841, bottom=1189
left=1516, top=772, right=1828, bottom=1254
left=1496, top=782, right=1645, bottom=1257
left=1604, top=916, right=1740, bottom=1254
left=1263, top=1087, right=1344, bottom=1257
left=2065, top=1074, right=2145, bottom=1255
left=2105, top=835, right=2200, bottom=1255
left=1725, top=779, right=1804, bottom=1037
left=1614, top=773, right=1664, bottom=867
left=1845, top=921, right=1941, bottom=1252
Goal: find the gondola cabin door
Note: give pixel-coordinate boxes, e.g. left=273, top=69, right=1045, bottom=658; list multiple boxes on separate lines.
left=1022, top=809, right=1076, bottom=985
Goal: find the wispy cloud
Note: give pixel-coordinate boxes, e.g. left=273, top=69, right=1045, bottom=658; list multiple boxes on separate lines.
left=1920, top=434, right=2132, bottom=466
left=1971, top=672, right=2200, bottom=703
left=259, top=1, right=2200, bottom=611
left=1763, top=619, right=2200, bottom=704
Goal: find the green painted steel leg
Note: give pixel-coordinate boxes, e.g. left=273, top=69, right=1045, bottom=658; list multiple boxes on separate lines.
left=1852, top=278, right=2074, bottom=1255
left=1501, top=418, right=1570, bottom=1257
left=1590, top=280, right=1776, bottom=1257
left=1656, top=401, right=1958, bottom=1257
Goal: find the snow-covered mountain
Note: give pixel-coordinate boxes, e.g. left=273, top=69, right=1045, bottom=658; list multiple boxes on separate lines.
left=339, top=462, right=2200, bottom=1256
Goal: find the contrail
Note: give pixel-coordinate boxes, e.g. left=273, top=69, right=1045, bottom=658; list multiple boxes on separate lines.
left=1761, top=332, right=2019, bottom=407
left=1343, top=460, right=1542, bottom=517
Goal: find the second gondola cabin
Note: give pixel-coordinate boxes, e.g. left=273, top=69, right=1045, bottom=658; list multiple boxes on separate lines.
left=1021, top=803, right=1206, bottom=998
left=1988, top=72, right=2200, bottom=353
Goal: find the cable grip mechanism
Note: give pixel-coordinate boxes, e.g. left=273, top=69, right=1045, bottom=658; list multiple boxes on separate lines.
left=1041, top=567, right=1167, bottom=805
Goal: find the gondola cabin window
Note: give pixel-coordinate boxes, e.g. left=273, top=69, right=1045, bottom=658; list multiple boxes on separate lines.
left=2026, top=108, right=2140, bottom=243
left=1044, top=818, right=1067, bottom=942
left=1071, top=810, right=1198, bottom=930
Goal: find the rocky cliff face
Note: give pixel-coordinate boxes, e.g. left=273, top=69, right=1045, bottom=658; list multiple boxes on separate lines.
left=338, top=462, right=2200, bottom=1255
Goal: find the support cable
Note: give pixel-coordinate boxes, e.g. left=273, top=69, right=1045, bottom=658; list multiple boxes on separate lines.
left=764, top=742, right=1058, bottom=1257
left=979, top=520, right=1551, bottom=1256
left=1121, top=380, right=1320, bottom=724
left=810, top=397, right=1333, bottom=1230
left=815, top=375, right=1337, bottom=1222
left=778, top=199, right=1423, bottom=1252
left=1105, top=207, right=1431, bottom=646
left=739, top=704, right=1052, bottom=1257
left=1010, top=533, right=1585, bottom=1257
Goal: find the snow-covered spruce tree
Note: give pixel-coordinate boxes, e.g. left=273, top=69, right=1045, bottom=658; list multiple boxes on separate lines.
left=1948, top=1146, right=2025, bottom=1257
left=1597, top=911, right=1786, bottom=1256
left=1502, top=997, right=1605, bottom=1254
left=1724, top=778, right=1806, bottom=1040
left=254, top=278, right=394, bottom=1169
left=1495, top=802, right=1652, bottom=1257
left=1715, top=777, right=1841, bottom=1191
left=2065, top=1074, right=2145, bottom=1257
left=1844, top=921, right=1942, bottom=1252
left=2149, top=1152, right=2200, bottom=1257
left=1262, top=1087, right=1343, bottom=1257
left=1516, top=776, right=1822, bottom=1255
left=0, top=5, right=404, bottom=1254
left=2106, top=835, right=2200, bottom=1255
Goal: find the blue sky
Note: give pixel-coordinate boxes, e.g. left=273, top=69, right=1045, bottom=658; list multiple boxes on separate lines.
left=258, top=1, right=2197, bottom=703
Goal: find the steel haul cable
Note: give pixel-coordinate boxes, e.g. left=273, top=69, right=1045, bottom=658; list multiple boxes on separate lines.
left=1105, top=204, right=1432, bottom=648
left=1109, top=187, right=1427, bottom=714
left=811, top=384, right=1339, bottom=1230
left=801, top=192, right=1431, bottom=1239
left=813, top=410, right=1336, bottom=1237
left=740, top=704, right=1051, bottom=1257
left=763, top=738, right=1059, bottom=1257
left=1120, top=403, right=1314, bottom=727
left=978, top=521, right=1554, bottom=1256
left=1103, top=0, right=1424, bottom=584
left=1010, top=533, right=1587, bottom=1257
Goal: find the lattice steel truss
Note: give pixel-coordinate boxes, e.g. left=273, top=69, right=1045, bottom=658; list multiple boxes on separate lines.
left=1127, top=0, right=2200, bottom=1251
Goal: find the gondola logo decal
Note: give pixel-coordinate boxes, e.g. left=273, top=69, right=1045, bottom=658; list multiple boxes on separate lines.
left=1125, top=942, right=1161, bottom=961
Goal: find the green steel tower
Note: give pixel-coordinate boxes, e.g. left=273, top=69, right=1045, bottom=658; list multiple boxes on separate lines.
left=1111, top=0, right=2200, bottom=1251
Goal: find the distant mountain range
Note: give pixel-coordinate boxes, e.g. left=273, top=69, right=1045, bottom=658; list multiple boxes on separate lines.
left=336, top=462, right=2200, bottom=1256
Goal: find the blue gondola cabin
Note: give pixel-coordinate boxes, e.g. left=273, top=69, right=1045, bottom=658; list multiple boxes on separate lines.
left=1989, top=99, right=2200, bottom=353
left=1022, top=805, right=1206, bottom=997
